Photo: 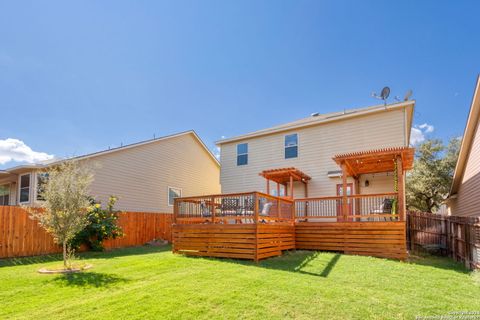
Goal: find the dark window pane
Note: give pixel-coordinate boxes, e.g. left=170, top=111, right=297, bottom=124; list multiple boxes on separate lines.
left=285, top=146, right=298, bottom=159
left=237, top=154, right=248, bottom=166
left=285, top=134, right=298, bottom=147
left=237, top=143, right=248, bottom=155
left=20, top=174, right=30, bottom=188
left=20, top=188, right=29, bottom=202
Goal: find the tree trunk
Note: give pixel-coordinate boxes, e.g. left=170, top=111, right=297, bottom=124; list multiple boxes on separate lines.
left=63, top=242, right=67, bottom=268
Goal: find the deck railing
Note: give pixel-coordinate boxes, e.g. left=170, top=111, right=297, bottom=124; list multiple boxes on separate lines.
left=295, top=193, right=400, bottom=222
left=174, top=192, right=294, bottom=224
left=175, top=192, right=401, bottom=224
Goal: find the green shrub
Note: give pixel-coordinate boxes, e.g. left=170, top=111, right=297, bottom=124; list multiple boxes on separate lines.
left=70, top=196, right=124, bottom=251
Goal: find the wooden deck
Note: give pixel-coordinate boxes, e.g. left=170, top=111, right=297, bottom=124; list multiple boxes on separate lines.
left=173, top=223, right=295, bottom=260
left=173, top=192, right=295, bottom=261
left=295, top=221, right=407, bottom=260
left=173, top=191, right=408, bottom=261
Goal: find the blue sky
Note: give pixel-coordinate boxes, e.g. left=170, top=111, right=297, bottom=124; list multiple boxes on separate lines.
left=0, top=1, right=479, bottom=168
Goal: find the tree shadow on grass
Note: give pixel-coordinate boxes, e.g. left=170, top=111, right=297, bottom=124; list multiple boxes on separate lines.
left=50, top=272, right=129, bottom=288
left=0, top=245, right=171, bottom=268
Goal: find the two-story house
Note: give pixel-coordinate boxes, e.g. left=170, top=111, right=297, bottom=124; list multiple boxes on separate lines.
left=0, top=130, right=220, bottom=213
left=217, top=101, right=414, bottom=198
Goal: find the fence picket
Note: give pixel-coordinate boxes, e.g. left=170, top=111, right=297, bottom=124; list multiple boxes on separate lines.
left=0, top=206, right=172, bottom=258
left=407, top=211, right=479, bottom=269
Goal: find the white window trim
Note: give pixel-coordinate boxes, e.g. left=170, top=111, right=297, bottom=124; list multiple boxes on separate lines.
left=168, top=186, right=182, bottom=207
left=284, top=133, right=299, bottom=159
left=236, top=143, right=249, bottom=166
left=18, top=173, right=31, bottom=204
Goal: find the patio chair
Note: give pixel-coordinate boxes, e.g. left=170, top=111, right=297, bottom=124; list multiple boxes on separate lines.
left=371, top=198, right=394, bottom=221
left=200, top=201, right=212, bottom=221
left=259, top=202, right=273, bottom=223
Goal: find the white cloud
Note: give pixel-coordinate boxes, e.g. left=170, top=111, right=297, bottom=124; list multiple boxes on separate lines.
left=214, top=146, right=221, bottom=159
left=0, top=138, right=54, bottom=165
left=418, top=123, right=434, bottom=133
left=410, top=128, right=425, bottom=145
left=410, top=123, right=435, bottom=145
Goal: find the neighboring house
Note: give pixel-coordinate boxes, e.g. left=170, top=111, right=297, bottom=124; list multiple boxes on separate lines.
left=448, top=76, right=480, bottom=217
left=0, top=131, right=220, bottom=213
left=217, top=101, right=414, bottom=198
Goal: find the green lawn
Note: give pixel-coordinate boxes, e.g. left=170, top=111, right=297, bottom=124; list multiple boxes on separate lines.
left=1, top=246, right=479, bottom=320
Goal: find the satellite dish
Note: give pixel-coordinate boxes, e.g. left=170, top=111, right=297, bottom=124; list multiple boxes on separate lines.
left=372, top=86, right=391, bottom=106
left=380, top=87, right=390, bottom=100
left=404, top=89, right=413, bottom=101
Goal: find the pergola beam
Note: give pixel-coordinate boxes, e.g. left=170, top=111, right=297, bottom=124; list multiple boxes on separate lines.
left=259, top=167, right=311, bottom=199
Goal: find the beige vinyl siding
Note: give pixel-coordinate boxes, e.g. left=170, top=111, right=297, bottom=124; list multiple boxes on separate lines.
left=449, top=118, right=480, bottom=217
left=220, top=108, right=406, bottom=197
left=81, top=133, right=220, bottom=213
left=13, top=133, right=220, bottom=212
left=358, top=173, right=396, bottom=194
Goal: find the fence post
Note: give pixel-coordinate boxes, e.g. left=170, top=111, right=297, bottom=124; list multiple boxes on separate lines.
left=465, top=224, right=471, bottom=269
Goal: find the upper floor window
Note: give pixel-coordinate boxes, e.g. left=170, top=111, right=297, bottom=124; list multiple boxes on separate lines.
left=37, top=173, right=49, bottom=201
left=19, top=174, right=30, bottom=203
left=0, top=184, right=9, bottom=206
left=237, top=143, right=248, bottom=166
left=285, top=134, right=298, bottom=159
left=168, top=187, right=182, bottom=206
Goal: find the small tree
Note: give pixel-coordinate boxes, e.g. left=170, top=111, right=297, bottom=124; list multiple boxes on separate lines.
left=29, top=161, right=93, bottom=268
left=406, top=138, right=460, bottom=212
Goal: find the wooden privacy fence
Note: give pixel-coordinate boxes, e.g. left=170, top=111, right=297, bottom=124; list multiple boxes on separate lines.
left=407, top=211, right=480, bottom=269
left=0, top=206, right=173, bottom=259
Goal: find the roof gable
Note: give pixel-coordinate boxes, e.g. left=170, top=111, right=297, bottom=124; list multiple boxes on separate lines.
left=3, top=130, right=219, bottom=173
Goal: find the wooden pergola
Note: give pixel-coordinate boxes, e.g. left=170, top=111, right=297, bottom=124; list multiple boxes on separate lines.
left=259, top=167, right=311, bottom=199
left=333, top=147, right=415, bottom=220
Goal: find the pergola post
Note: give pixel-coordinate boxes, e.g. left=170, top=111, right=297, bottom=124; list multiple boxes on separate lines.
left=277, top=182, right=280, bottom=197
left=396, top=155, right=405, bottom=221
left=266, top=179, right=270, bottom=195
left=341, top=163, right=348, bottom=222
left=354, top=177, right=360, bottom=220
left=289, top=174, right=294, bottom=199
